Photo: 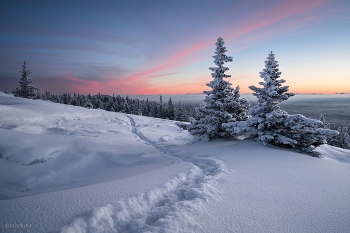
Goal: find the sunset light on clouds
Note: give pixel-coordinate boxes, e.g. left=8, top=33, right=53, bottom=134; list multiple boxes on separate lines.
left=1, top=0, right=349, bottom=95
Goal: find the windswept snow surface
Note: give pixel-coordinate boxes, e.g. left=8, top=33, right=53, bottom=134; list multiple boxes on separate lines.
left=1, top=92, right=350, bottom=233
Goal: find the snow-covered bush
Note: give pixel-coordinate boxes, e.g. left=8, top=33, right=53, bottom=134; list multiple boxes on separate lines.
left=177, top=37, right=249, bottom=140
left=319, top=114, right=330, bottom=129
left=84, top=101, right=94, bottom=109
left=167, top=98, right=176, bottom=120
left=328, top=126, right=350, bottom=149
left=270, top=113, right=338, bottom=156
left=14, top=61, right=40, bottom=99
left=174, top=101, right=188, bottom=122
left=229, top=52, right=337, bottom=156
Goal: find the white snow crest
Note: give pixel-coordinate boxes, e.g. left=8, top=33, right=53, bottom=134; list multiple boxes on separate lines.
left=61, top=159, right=227, bottom=233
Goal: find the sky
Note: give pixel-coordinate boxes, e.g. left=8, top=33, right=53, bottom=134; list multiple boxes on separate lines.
left=0, top=0, right=349, bottom=95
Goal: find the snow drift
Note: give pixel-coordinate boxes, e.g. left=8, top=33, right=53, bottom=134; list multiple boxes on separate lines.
left=1, top=92, right=350, bottom=233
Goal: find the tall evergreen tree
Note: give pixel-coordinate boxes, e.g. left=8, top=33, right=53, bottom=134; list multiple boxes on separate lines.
left=105, top=97, right=114, bottom=111
left=167, top=97, right=176, bottom=120
left=141, top=99, right=150, bottom=116
left=174, top=101, right=183, bottom=121
left=167, top=98, right=176, bottom=120
left=250, top=52, right=295, bottom=121
left=234, top=52, right=337, bottom=156
left=14, top=61, right=40, bottom=99
left=133, top=99, right=141, bottom=115
left=177, top=37, right=248, bottom=140
left=234, top=51, right=295, bottom=142
left=158, top=95, right=167, bottom=119
left=150, top=102, right=159, bottom=118
left=123, top=101, right=131, bottom=114
left=96, top=99, right=104, bottom=109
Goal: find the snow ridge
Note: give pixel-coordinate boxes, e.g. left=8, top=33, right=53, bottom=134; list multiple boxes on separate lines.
left=61, top=115, right=228, bottom=233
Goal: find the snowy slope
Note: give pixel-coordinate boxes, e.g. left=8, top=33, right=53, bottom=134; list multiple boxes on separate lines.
left=0, top=92, right=350, bottom=233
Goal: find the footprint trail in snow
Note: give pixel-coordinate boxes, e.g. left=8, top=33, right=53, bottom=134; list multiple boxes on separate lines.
left=61, top=115, right=228, bottom=233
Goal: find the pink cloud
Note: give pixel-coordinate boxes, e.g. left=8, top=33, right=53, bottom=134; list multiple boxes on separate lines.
left=225, top=0, right=329, bottom=40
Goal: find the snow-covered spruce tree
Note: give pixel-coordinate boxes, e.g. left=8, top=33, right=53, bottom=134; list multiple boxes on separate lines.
left=319, top=114, right=330, bottom=129
left=133, top=99, right=141, bottom=115
left=250, top=51, right=295, bottom=121
left=179, top=103, right=188, bottom=122
left=42, top=90, right=51, bottom=100
left=105, top=97, right=114, bottom=111
left=123, top=100, right=131, bottom=114
left=230, top=51, right=295, bottom=140
left=177, top=37, right=248, bottom=140
left=149, top=102, right=159, bottom=118
left=328, top=126, right=350, bottom=149
left=222, top=85, right=250, bottom=136
left=158, top=95, right=166, bottom=119
left=189, top=105, right=200, bottom=121
left=141, top=99, right=150, bottom=116
left=174, top=101, right=188, bottom=122
left=174, top=101, right=183, bottom=121
left=84, top=100, right=94, bottom=109
left=15, top=61, right=40, bottom=99
left=167, top=98, right=176, bottom=120
left=233, top=51, right=338, bottom=156
left=339, top=127, right=350, bottom=149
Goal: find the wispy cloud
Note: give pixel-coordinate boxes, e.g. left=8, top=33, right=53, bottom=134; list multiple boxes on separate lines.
left=117, top=0, right=330, bottom=94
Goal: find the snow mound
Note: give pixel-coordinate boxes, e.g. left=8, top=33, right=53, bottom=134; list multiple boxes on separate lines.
left=316, top=144, right=350, bottom=163
left=0, top=93, right=187, bottom=200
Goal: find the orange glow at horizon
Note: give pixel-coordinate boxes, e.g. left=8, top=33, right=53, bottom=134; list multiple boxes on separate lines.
left=105, top=0, right=332, bottom=95
left=51, top=0, right=343, bottom=96
left=65, top=73, right=349, bottom=95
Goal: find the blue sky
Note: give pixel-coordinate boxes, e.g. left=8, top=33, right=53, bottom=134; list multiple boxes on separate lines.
left=0, top=0, right=349, bottom=94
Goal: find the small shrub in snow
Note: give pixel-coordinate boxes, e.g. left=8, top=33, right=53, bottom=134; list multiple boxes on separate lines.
left=177, top=37, right=249, bottom=140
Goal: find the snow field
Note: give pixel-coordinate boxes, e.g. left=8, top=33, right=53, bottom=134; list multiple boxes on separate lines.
left=1, top=92, right=350, bottom=232
left=0, top=92, right=187, bottom=200
left=61, top=115, right=228, bottom=232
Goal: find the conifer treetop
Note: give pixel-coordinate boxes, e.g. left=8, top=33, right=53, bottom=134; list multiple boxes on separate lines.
left=209, top=37, right=233, bottom=79
left=249, top=51, right=294, bottom=112
left=20, top=60, right=32, bottom=84
left=204, top=37, right=234, bottom=101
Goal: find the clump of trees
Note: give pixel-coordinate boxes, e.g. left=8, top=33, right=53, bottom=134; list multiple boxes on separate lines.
left=319, top=115, right=350, bottom=149
left=11, top=61, right=196, bottom=122
left=12, top=39, right=348, bottom=156
left=178, top=37, right=339, bottom=157
left=40, top=91, right=194, bottom=121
